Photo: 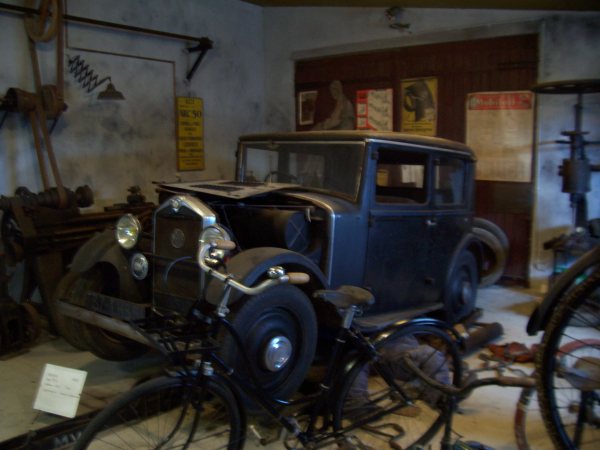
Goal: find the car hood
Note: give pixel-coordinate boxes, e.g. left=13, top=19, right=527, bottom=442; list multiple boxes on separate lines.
left=156, top=180, right=299, bottom=200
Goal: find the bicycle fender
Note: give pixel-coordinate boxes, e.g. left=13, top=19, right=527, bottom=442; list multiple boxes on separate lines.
left=205, top=247, right=327, bottom=306
left=208, top=372, right=248, bottom=437
left=527, top=245, right=600, bottom=335
left=338, top=318, right=462, bottom=379
left=371, top=317, right=462, bottom=347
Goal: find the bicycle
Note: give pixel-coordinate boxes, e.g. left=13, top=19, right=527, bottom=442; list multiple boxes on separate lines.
left=534, top=267, right=600, bottom=449
left=73, top=239, right=463, bottom=449
left=514, top=338, right=600, bottom=450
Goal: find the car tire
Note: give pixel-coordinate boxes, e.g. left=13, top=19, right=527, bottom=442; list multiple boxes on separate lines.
left=47, top=271, right=89, bottom=350
left=473, top=218, right=509, bottom=287
left=64, top=268, right=148, bottom=361
left=443, top=251, right=478, bottom=324
left=219, top=284, right=317, bottom=409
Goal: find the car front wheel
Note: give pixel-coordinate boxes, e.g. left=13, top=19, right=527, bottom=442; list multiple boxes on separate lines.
left=443, top=251, right=478, bottom=324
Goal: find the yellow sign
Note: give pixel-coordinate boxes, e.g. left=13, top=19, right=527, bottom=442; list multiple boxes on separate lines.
left=400, top=77, right=438, bottom=136
left=176, top=97, right=204, bottom=171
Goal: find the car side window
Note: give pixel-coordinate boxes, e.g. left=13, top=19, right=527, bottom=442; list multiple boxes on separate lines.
left=434, top=156, right=465, bottom=206
left=375, top=148, right=428, bottom=204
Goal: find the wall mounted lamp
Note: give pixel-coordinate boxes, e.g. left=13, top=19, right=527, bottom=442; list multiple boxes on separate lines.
left=67, top=55, right=125, bottom=100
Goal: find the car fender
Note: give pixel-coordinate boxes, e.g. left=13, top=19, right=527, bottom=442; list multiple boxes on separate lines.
left=69, top=229, right=140, bottom=301
left=527, top=245, right=600, bottom=335
left=205, top=247, right=327, bottom=306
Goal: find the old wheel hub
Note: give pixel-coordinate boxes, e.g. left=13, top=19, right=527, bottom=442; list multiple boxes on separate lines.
left=460, top=282, right=473, bottom=306
left=263, top=336, right=293, bottom=372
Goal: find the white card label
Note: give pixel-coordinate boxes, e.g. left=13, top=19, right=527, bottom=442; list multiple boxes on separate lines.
left=33, top=364, right=87, bottom=418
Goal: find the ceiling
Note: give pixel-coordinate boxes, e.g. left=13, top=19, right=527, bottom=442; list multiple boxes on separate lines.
left=242, top=1, right=600, bottom=11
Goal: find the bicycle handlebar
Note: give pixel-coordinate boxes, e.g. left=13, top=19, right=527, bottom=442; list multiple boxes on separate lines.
left=197, top=240, right=309, bottom=296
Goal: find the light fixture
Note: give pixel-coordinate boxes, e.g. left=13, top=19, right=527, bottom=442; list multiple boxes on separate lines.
left=97, top=78, right=125, bottom=100
left=68, top=55, right=125, bottom=100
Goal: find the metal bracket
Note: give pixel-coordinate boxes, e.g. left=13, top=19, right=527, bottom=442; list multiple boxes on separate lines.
left=184, top=37, right=213, bottom=83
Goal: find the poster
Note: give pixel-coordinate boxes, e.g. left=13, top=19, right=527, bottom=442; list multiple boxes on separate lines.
left=298, top=90, right=318, bottom=126
left=176, top=97, right=204, bottom=171
left=466, top=91, right=534, bottom=182
left=356, top=88, right=393, bottom=131
left=400, top=77, right=437, bottom=136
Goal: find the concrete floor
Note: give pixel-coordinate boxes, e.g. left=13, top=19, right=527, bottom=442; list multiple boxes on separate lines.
left=0, top=285, right=555, bottom=449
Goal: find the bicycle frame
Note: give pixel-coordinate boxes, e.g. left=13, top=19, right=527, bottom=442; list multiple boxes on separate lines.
left=163, top=281, right=417, bottom=448
left=191, top=302, right=410, bottom=447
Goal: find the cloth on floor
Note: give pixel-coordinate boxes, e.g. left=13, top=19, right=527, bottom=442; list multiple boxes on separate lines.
left=487, top=342, right=539, bottom=363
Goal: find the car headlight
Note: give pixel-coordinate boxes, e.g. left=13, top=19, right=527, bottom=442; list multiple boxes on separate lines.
left=130, top=252, right=149, bottom=280
left=199, top=225, right=231, bottom=263
left=116, top=214, right=142, bottom=249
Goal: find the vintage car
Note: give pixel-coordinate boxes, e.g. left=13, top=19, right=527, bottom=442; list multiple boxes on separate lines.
left=57, top=131, right=481, bottom=397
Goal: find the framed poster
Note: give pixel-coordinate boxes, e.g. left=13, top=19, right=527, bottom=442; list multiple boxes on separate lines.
left=297, top=90, right=318, bottom=126
left=466, top=91, right=534, bottom=182
left=400, top=77, right=438, bottom=136
left=356, top=88, right=393, bottom=131
left=176, top=97, right=204, bottom=171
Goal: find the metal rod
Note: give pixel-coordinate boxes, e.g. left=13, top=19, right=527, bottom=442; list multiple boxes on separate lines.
left=58, top=300, right=152, bottom=347
left=0, top=1, right=207, bottom=43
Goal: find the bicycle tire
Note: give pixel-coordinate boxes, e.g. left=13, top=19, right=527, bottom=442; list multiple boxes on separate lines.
left=516, top=340, right=600, bottom=450
left=73, top=375, right=245, bottom=450
left=332, top=323, right=461, bottom=449
left=536, top=268, right=600, bottom=450
left=514, top=382, right=536, bottom=450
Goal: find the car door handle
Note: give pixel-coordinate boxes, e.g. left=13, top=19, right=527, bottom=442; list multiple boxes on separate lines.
left=426, top=219, right=437, bottom=227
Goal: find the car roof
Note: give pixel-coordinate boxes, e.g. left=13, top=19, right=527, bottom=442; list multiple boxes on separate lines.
left=239, top=130, right=475, bottom=158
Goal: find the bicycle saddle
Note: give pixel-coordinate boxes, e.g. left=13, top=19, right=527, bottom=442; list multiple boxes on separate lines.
left=313, top=285, right=374, bottom=309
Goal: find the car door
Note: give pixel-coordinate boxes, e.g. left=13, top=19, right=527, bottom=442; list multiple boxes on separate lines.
left=426, top=153, right=473, bottom=298
left=363, top=144, right=437, bottom=314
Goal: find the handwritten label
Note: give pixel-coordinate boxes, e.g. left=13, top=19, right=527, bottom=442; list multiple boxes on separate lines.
left=33, top=364, right=87, bottom=418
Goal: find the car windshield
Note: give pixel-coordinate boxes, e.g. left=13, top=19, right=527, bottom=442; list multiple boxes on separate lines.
left=238, top=141, right=365, bottom=202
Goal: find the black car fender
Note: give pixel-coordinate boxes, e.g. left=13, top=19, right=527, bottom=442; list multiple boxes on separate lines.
left=527, top=245, right=600, bottom=335
left=69, top=229, right=141, bottom=301
left=205, top=246, right=327, bottom=306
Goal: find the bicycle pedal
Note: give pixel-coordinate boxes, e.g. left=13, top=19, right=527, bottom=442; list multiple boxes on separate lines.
left=249, top=422, right=284, bottom=446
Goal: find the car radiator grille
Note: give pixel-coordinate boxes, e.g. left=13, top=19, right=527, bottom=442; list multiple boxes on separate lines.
left=153, top=214, right=202, bottom=313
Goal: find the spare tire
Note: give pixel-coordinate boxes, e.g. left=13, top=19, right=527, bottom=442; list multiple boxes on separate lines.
left=473, top=218, right=509, bottom=287
left=219, top=284, right=317, bottom=411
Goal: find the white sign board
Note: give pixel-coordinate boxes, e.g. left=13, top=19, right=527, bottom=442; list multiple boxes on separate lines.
left=34, top=364, right=87, bottom=418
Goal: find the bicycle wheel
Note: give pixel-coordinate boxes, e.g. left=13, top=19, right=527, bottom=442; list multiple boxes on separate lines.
left=333, top=323, right=461, bottom=449
left=74, top=375, right=245, bottom=450
left=536, top=268, right=600, bottom=450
